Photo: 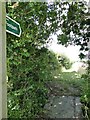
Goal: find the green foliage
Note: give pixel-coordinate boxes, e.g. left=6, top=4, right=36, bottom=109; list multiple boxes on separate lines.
left=57, top=34, right=69, bottom=45
left=80, top=61, right=90, bottom=118
left=59, top=2, right=89, bottom=59
left=58, top=55, right=72, bottom=69
left=80, top=78, right=90, bottom=118
left=7, top=44, right=60, bottom=118
left=7, top=2, right=62, bottom=118
left=7, top=1, right=90, bottom=118
left=79, top=53, right=86, bottom=59
left=7, top=2, right=89, bottom=55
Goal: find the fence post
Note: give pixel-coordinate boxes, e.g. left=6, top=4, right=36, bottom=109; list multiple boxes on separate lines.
left=0, top=1, right=7, bottom=119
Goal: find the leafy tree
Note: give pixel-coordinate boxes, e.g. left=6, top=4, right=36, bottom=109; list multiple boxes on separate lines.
left=7, top=1, right=90, bottom=118
left=7, top=2, right=61, bottom=118
left=7, top=2, right=89, bottom=51
left=58, top=55, right=72, bottom=69
left=7, top=42, right=61, bottom=118
left=57, top=1, right=89, bottom=58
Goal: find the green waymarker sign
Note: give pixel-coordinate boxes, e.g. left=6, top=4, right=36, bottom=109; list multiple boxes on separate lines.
left=6, top=16, right=21, bottom=37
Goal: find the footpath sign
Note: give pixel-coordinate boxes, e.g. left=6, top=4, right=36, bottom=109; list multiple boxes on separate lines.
left=6, top=15, right=21, bottom=37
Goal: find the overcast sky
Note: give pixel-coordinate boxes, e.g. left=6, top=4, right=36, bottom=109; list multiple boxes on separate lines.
left=48, top=35, right=81, bottom=62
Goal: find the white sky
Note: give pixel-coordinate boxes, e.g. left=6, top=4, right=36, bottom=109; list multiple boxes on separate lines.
left=48, top=35, right=89, bottom=71
left=48, top=35, right=81, bottom=62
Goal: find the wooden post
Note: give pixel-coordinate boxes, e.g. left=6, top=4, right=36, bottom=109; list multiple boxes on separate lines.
left=0, top=2, right=7, bottom=119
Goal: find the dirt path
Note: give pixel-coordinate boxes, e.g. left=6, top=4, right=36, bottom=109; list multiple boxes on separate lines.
left=43, top=73, right=85, bottom=119
left=45, top=80, right=82, bottom=97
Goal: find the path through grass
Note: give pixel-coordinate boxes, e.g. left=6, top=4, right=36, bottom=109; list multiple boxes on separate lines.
left=45, top=71, right=87, bottom=96
left=43, top=72, right=87, bottom=118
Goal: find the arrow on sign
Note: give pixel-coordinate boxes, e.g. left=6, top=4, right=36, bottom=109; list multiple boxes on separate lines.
left=6, top=15, right=21, bottom=37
